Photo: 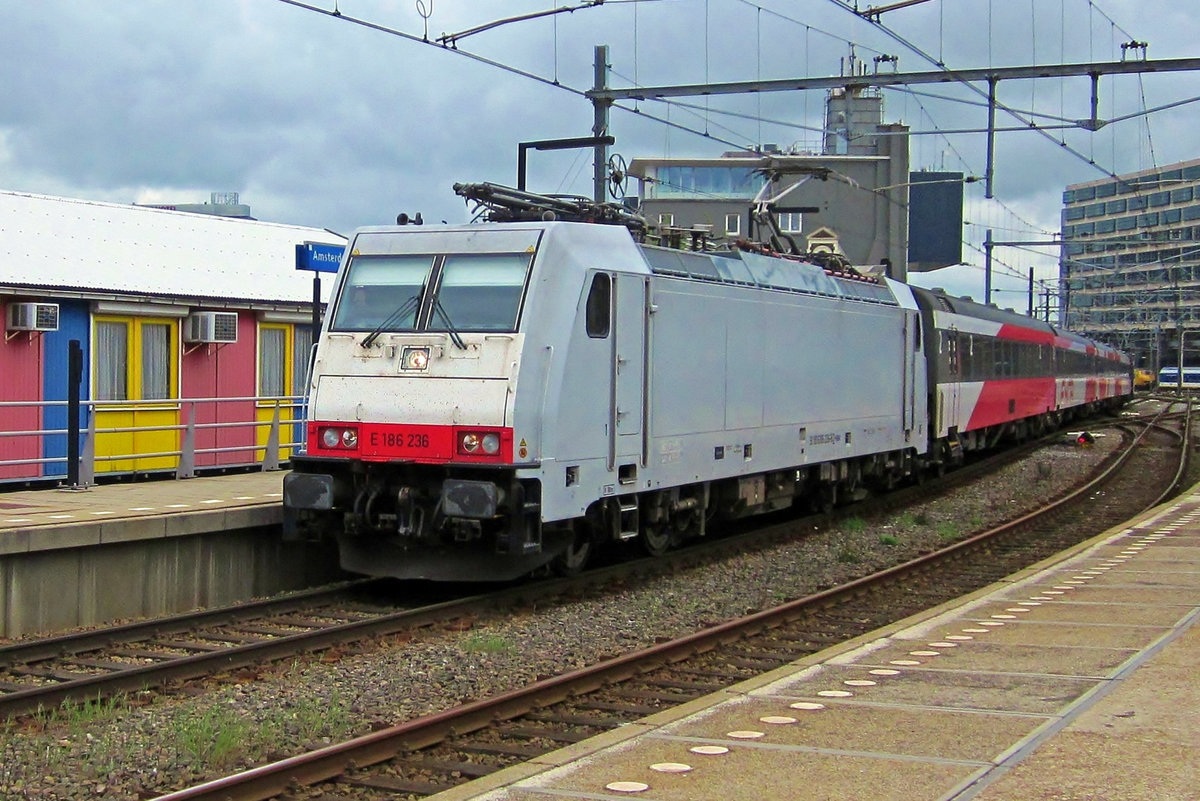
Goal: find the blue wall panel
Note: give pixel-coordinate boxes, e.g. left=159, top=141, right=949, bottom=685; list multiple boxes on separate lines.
left=42, top=302, right=91, bottom=478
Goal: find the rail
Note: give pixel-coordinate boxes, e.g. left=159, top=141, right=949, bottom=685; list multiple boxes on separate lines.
left=149, top=409, right=1184, bottom=801
left=0, top=395, right=308, bottom=486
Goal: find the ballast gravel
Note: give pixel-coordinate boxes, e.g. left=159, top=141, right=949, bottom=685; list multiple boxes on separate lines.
left=0, top=436, right=1128, bottom=799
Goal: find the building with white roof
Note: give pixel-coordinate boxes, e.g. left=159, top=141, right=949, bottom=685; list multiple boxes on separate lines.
left=0, top=189, right=345, bottom=484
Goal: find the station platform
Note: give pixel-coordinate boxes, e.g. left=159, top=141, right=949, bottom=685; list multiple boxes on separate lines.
left=0, top=471, right=285, bottom=557
left=434, top=494, right=1200, bottom=801
left=0, top=472, right=336, bottom=638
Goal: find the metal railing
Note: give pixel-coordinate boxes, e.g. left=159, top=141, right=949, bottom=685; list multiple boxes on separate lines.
left=0, top=395, right=308, bottom=487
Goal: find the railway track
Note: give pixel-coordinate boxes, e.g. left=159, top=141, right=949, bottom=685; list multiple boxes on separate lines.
left=149, top=402, right=1191, bottom=801
left=0, top=580, right=461, bottom=718
left=0, top=414, right=1124, bottom=720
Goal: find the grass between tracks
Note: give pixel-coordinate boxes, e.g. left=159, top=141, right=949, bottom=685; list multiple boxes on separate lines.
left=4, top=661, right=358, bottom=774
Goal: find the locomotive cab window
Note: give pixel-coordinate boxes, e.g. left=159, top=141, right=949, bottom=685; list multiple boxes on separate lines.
left=331, top=251, right=532, bottom=335
left=431, top=253, right=531, bottom=333
left=331, top=255, right=433, bottom=332
left=585, top=273, right=611, bottom=338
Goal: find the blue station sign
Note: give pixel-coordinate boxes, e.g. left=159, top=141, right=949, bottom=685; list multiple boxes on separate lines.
left=295, top=241, right=345, bottom=274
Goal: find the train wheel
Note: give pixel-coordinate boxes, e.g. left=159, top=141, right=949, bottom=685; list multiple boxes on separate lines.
left=811, top=484, right=836, bottom=514
left=551, top=532, right=592, bottom=576
left=640, top=524, right=672, bottom=557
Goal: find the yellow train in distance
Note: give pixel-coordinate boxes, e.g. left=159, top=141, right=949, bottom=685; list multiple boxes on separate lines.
left=1134, top=368, right=1155, bottom=389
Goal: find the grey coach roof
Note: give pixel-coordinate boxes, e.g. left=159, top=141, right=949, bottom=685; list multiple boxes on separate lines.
left=0, top=190, right=344, bottom=304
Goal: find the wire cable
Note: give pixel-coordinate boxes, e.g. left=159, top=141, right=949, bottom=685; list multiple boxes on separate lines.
left=822, top=0, right=1132, bottom=184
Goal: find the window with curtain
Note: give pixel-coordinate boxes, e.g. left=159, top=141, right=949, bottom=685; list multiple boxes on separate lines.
left=293, top=325, right=313, bottom=396
left=96, top=321, right=129, bottom=401
left=141, top=323, right=171, bottom=400
left=259, top=327, right=286, bottom=398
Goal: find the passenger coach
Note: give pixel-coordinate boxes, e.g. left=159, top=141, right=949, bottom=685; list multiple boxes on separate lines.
left=910, top=288, right=1131, bottom=465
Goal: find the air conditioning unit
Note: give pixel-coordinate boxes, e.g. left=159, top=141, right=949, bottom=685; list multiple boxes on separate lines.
left=6, top=302, right=59, bottom=332
left=184, top=311, right=239, bottom=344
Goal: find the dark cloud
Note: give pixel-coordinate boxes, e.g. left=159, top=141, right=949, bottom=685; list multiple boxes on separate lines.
left=1, top=0, right=1197, bottom=277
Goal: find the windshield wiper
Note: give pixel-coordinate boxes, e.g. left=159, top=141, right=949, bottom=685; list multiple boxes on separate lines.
left=361, top=295, right=419, bottom=349
left=432, top=299, right=467, bottom=350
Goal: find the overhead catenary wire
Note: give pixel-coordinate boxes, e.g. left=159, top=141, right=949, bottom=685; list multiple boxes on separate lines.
left=278, top=0, right=1186, bottom=290
left=275, top=0, right=593, bottom=99
left=822, top=0, right=1134, bottom=185
left=277, top=0, right=758, bottom=158
left=280, top=0, right=1181, bottom=185
left=609, top=69, right=757, bottom=144
left=732, top=0, right=891, bottom=59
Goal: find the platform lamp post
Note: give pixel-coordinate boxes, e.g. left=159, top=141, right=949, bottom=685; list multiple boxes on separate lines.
left=295, top=241, right=347, bottom=424
left=63, top=339, right=88, bottom=491
left=294, top=241, right=346, bottom=333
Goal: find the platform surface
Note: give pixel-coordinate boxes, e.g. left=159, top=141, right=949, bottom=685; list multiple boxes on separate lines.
left=0, top=471, right=286, bottom=555
left=430, top=493, right=1200, bottom=801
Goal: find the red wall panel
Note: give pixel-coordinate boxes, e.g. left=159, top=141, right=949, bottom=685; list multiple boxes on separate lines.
left=0, top=304, right=45, bottom=479
left=180, top=314, right=257, bottom=467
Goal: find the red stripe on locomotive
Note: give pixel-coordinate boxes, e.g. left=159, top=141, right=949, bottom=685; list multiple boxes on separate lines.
left=307, top=422, right=514, bottom=464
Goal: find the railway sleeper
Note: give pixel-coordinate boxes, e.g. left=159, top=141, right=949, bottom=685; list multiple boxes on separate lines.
left=608, top=687, right=698, bottom=704
left=640, top=676, right=728, bottom=693
left=455, top=740, right=547, bottom=759
left=9, top=666, right=97, bottom=682
left=234, top=623, right=310, bottom=637
left=339, top=773, right=455, bottom=795
left=498, top=725, right=593, bottom=744
left=573, top=699, right=662, bottom=716
left=150, top=639, right=227, bottom=653
left=193, top=632, right=271, bottom=645
left=397, top=757, right=497, bottom=778
left=66, top=658, right=147, bottom=672
left=664, top=666, right=756, bottom=682
left=110, top=648, right=176, bottom=661
left=728, top=646, right=812, bottom=663
left=525, top=710, right=628, bottom=728
left=722, top=656, right=786, bottom=670
left=266, top=615, right=350, bottom=627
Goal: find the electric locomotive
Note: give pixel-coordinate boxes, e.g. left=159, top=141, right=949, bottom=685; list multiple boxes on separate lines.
left=283, top=183, right=1131, bottom=581
left=284, top=185, right=933, bottom=580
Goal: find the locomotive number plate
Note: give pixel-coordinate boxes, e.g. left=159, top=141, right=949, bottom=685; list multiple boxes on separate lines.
left=361, top=424, right=452, bottom=460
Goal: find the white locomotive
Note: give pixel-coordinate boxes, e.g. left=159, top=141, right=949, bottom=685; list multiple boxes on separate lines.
left=283, top=185, right=1131, bottom=581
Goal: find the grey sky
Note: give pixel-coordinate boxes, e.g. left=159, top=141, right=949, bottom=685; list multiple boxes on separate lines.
left=2, top=0, right=1197, bottom=299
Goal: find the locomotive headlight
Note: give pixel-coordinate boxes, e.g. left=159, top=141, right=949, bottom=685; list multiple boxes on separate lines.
left=401, top=346, right=430, bottom=371
left=458, top=431, right=502, bottom=456
left=320, top=426, right=359, bottom=450
left=322, top=428, right=341, bottom=449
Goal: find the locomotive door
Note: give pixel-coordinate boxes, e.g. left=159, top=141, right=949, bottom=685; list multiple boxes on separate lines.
left=902, top=311, right=917, bottom=433
left=609, top=273, right=648, bottom=471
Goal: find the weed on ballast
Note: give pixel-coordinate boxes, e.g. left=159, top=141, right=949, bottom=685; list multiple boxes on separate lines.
left=461, top=634, right=516, bottom=655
